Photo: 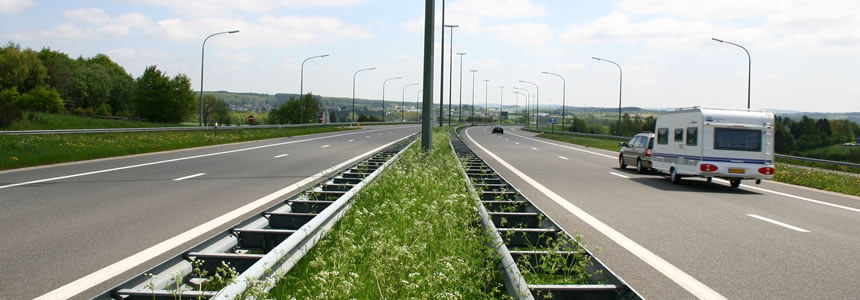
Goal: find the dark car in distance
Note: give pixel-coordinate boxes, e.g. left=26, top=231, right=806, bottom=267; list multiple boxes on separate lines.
left=492, top=125, right=504, bottom=134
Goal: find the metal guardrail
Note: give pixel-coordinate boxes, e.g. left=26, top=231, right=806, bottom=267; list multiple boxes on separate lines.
left=0, top=121, right=420, bottom=135
left=99, top=134, right=417, bottom=299
left=450, top=128, right=641, bottom=300
left=522, top=127, right=860, bottom=169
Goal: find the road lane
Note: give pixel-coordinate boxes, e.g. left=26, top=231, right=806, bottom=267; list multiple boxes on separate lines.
left=464, top=126, right=860, bottom=299
left=0, top=125, right=417, bottom=299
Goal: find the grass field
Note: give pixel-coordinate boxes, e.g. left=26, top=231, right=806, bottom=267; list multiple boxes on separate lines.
left=1, top=112, right=181, bottom=131
left=269, top=128, right=507, bottom=298
left=0, top=126, right=348, bottom=170
left=535, top=133, right=860, bottom=196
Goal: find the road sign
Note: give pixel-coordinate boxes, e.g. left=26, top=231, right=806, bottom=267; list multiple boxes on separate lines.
left=550, top=117, right=556, bottom=123
left=248, top=115, right=255, bottom=123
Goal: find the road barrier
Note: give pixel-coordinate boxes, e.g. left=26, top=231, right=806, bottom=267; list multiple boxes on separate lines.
left=450, top=127, right=642, bottom=299
left=0, top=121, right=420, bottom=135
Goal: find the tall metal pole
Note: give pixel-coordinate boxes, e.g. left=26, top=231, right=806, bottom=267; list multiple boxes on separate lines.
left=300, top=54, right=329, bottom=124
left=513, top=91, right=521, bottom=123
left=416, top=89, right=422, bottom=121
left=470, top=70, right=477, bottom=125
left=199, top=30, right=238, bottom=126
left=499, top=86, right=504, bottom=122
left=445, top=25, right=458, bottom=126
left=421, top=0, right=435, bottom=151
left=592, top=57, right=622, bottom=135
left=438, top=0, right=446, bottom=128
left=484, top=79, right=489, bottom=123
left=542, top=71, right=566, bottom=130
left=352, top=67, right=376, bottom=124
left=456, top=52, right=466, bottom=123
left=513, top=87, right=530, bottom=127
left=520, top=80, right=539, bottom=128
left=712, top=38, right=751, bottom=109
left=382, top=76, right=402, bottom=121
left=402, top=83, right=418, bottom=122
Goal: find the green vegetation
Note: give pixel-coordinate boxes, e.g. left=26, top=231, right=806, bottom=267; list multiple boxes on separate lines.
left=774, top=164, right=860, bottom=196
left=775, top=156, right=860, bottom=174
left=269, top=129, right=506, bottom=298
left=1, top=112, right=178, bottom=130
left=0, top=126, right=347, bottom=170
left=775, top=115, right=860, bottom=162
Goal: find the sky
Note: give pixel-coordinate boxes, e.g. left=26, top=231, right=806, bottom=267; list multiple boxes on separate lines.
left=2, top=0, right=859, bottom=113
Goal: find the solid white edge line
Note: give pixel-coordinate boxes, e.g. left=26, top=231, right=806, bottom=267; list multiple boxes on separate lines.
left=609, top=172, right=630, bottom=179
left=465, top=127, right=726, bottom=300
left=746, top=214, right=810, bottom=232
left=558, top=156, right=569, bottom=160
left=273, top=154, right=289, bottom=158
left=35, top=133, right=414, bottom=300
left=712, top=178, right=860, bottom=214
left=508, top=131, right=616, bottom=159
left=173, top=173, right=205, bottom=181
left=1, top=126, right=409, bottom=190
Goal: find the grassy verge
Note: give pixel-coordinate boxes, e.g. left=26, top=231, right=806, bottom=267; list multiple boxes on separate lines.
left=535, top=133, right=860, bottom=196
left=2, top=112, right=182, bottom=130
left=0, top=126, right=348, bottom=170
left=269, top=128, right=507, bottom=298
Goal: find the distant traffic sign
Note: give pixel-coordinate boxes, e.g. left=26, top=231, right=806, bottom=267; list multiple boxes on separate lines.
left=248, top=115, right=255, bottom=123
left=550, top=117, right=556, bottom=123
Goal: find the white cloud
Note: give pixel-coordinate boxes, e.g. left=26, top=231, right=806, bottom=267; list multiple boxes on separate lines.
left=41, top=24, right=84, bottom=39
left=64, top=8, right=111, bottom=24
left=486, top=23, right=553, bottom=45
left=131, top=0, right=364, bottom=17
left=448, top=0, right=546, bottom=18
left=0, top=0, right=34, bottom=13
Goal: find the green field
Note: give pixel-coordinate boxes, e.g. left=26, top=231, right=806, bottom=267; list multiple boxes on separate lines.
left=0, top=126, right=348, bottom=170
left=1, top=112, right=182, bottom=131
left=269, top=128, right=506, bottom=298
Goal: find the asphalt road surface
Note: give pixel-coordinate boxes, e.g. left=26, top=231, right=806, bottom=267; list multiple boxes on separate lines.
left=463, top=125, right=860, bottom=299
left=0, top=125, right=417, bottom=299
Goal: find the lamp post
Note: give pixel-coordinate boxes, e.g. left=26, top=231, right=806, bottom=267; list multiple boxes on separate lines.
left=421, top=0, right=435, bottom=150
left=416, top=89, right=422, bottom=121
left=542, top=71, right=566, bottom=129
left=513, top=91, right=521, bottom=123
left=470, top=70, right=477, bottom=125
left=519, top=80, right=539, bottom=128
left=712, top=38, right=751, bottom=109
left=484, top=79, right=490, bottom=123
left=456, top=52, right=467, bottom=123
left=499, top=86, right=504, bottom=122
left=402, top=83, right=418, bottom=122
left=592, top=57, right=622, bottom=135
left=438, top=0, right=447, bottom=128
left=199, top=30, right=239, bottom=126
left=352, top=67, right=376, bottom=124
left=382, top=76, right=402, bottom=121
left=513, top=87, right=530, bottom=127
left=300, top=54, right=329, bottom=124
left=445, top=24, right=459, bottom=126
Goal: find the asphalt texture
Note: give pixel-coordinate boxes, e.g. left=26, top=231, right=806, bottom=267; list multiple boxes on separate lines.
left=463, top=126, right=860, bottom=299
left=0, top=125, right=418, bottom=299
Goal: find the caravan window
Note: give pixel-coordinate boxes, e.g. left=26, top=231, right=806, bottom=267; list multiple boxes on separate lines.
left=674, top=128, right=684, bottom=142
left=686, top=127, right=698, bottom=146
left=714, top=128, right=762, bottom=152
left=657, top=128, right=668, bottom=144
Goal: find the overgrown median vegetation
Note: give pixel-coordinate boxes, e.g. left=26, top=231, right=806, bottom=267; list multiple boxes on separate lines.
left=0, top=126, right=347, bottom=170
left=536, top=132, right=860, bottom=196
left=269, top=128, right=507, bottom=298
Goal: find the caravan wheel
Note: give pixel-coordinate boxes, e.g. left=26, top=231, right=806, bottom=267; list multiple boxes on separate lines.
left=670, top=168, right=681, bottom=184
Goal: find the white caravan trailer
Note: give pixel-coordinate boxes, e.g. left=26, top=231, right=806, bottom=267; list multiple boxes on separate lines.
left=651, top=107, right=775, bottom=188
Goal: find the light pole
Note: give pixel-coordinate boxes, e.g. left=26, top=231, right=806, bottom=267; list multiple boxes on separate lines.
left=483, top=79, right=490, bottom=123
left=499, top=86, right=504, bottom=123
left=402, top=83, right=418, bottom=122
left=542, top=71, right=566, bottom=130
left=712, top=38, right=751, bottom=109
left=421, top=0, right=434, bottom=150
left=352, top=67, right=376, bottom=124
left=445, top=24, right=459, bottom=126
left=382, top=76, right=402, bottom=121
left=438, top=0, right=447, bottom=128
left=513, top=91, right=521, bottom=123
left=300, top=54, right=329, bottom=124
left=592, top=57, right=622, bottom=135
left=199, top=30, right=239, bottom=126
left=456, top=52, right=466, bottom=123
left=513, top=87, right=530, bottom=127
left=470, top=70, right=477, bottom=125
left=519, top=80, right=539, bottom=128
left=416, top=89, right=422, bottom=121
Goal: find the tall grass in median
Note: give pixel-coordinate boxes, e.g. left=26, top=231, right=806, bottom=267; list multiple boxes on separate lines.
left=269, top=129, right=507, bottom=299
left=0, top=126, right=347, bottom=170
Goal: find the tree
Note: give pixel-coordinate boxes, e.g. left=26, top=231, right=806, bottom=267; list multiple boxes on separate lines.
left=133, top=66, right=195, bottom=123
left=0, top=42, right=47, bottom=93
left=774, top=120, right=794, bottom=153
left=268, top=93, right=320, bottom=124
left=86, top=54, right=134, bottom=115
left=16, top=85, right=64, bottom=113
left=37, top=48, right=79, bottom=103
left=0, top=87, right=22, bottom=126
left=201, top=94, right=230, bottom=125
left=68, top=63, right=111, bottom=109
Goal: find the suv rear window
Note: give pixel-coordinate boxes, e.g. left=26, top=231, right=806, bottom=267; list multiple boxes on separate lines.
left=714, top=128, right=762, bottom=152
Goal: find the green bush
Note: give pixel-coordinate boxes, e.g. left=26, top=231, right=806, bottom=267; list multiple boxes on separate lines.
left=16, top=85, right=63, bottom=113
left=0, top=87, right=23, bottom=127
left=94, top=103, right=111, bottom=116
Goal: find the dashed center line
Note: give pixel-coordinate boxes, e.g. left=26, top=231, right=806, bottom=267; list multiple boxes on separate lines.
left=173, top=173, right=205, bottom=181
left=348, top=140, right=354, bottom=142
left=609, top=172, right=630, bottom=178
left=558, top=156, right=569, bottom=160
left=273, top=154, right=289, bottom=158
left=747, top=214, right=810, bottom=233
left=378, top=133, right=383, bottom=135
left=366, top=136, right=371, bottom=138
left=530, top=147, right=538, bottom=151
left=321, top=145, right=330, bottom=148
left=515, top=142, right=520, bottom=145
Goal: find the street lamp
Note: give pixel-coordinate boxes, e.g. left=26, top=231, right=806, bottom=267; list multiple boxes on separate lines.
left=513, top=91, right=521, bottom=123
left=519, top=80, right=539, bottom=128
left=402, top=83, right=418, bottom=122
left=301, top=54, right=329, bottom=124
left=438, top=0, right=448, bottom=128
left=483, top=79, right=490, bottom=123
left=470, top=70, right=477, bottom=125
left=513, top=87, right=530, bottom=127
left=382, top=76, right=402, bottom=121
left=499, top=86, right=504, bottom=123
left=445, top=24, right=459, bottom=126
left=456, top=52, right=467, bottom=123
left=352, top=67, right=376, bottom=124
left=542, top=71, right=566, bottom=129
left=712, top=38, right=751, bottom=109
left=199, top=30, right=239, bottom=126
left=592, top=57, right=622, bottom=135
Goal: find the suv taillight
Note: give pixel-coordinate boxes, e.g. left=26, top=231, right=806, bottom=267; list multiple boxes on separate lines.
left=700, top=164, right=718, bottom=172
left=758, top=167, right=774, bottom=175
left=645, top=149, right=652, bottom=157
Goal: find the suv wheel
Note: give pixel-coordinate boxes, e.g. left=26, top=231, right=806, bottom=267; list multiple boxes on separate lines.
left=670, top=167, right=681, bottom=184
left=636, top=159, right=644, bottom=174
left=619, top=155, right=627, bottom=169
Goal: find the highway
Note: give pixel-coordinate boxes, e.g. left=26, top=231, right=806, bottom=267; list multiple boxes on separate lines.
left=0, top=124, right=417, bottom=299
left=463, top=125, right=860, bottom=299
